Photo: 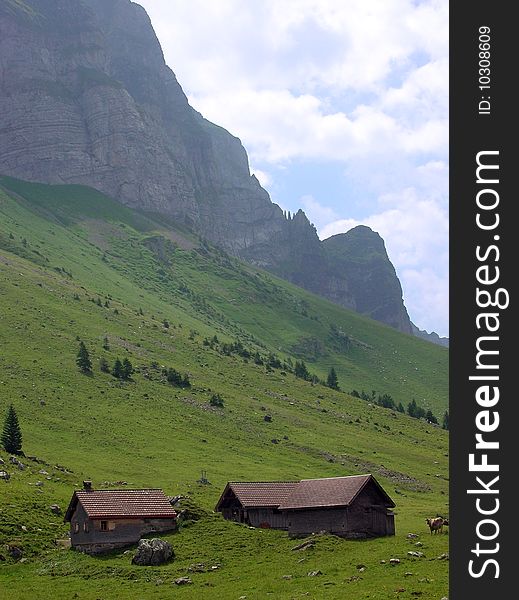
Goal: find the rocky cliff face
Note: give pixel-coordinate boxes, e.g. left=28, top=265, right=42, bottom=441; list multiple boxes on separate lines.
left=322, top=227, right=413, bottom=334
left=0, top=0, right=414, bottom=335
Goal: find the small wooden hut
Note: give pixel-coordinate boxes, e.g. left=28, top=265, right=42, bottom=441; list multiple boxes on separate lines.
left=64, top=481, right=177, bottom=554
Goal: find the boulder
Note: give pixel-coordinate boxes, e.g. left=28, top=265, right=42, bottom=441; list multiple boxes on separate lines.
left=0, top=471, right=10, bottom=481
left=132, top=538, right=174, bottom=566
left=174, top=577, right=192, bottom=585
left=49, top=504, right=62, bottom=515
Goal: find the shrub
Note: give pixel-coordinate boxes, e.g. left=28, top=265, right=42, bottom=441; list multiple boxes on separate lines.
left=209, top=393, right=224, bottom=408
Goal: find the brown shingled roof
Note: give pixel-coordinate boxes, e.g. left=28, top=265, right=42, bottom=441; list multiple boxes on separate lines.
left=279, top=474, right=395, bottom=510
left=216, top=482, right=300, bottom=510
left=65, top=489, right=177, bottom=521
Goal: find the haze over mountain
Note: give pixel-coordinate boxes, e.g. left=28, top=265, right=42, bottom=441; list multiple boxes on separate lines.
left=0, top=0, right=447, bottom=342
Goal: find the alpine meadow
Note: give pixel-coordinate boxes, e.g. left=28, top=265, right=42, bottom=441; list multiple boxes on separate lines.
left=0, top=177, right=449, bottom=599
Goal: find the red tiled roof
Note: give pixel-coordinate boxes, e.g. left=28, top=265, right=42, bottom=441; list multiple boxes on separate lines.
left=220, top=482, right=300, bottom=508
left=279, top=474, right=394, bottom=510
left=66, top=489, right=177, bottom=520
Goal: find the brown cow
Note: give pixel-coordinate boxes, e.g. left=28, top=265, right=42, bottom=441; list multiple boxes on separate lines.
left=426, top=517, right=444, bottom=534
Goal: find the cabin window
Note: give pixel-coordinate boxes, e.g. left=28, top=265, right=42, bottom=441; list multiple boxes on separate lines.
left=74, top=522, right=80, bottom=534
left=83, top=522, right=89, bottom=533
left=100, top=520, right=108, bottom=531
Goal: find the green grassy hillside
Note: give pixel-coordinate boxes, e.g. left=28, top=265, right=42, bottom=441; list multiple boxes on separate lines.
left=0, top=177, right=449, bottom=599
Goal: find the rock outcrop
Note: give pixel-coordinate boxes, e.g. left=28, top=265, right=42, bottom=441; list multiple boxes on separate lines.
left=132, top=538, right=174, bottom=566
left=322, top=227, right=413, bottom=334
left=0, top=0, right=415, bottom=335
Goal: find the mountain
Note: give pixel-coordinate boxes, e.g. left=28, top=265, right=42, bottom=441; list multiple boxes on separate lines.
left=0, top=177, right=448, bottom=598
left=0, top=0, right=415, bottom=336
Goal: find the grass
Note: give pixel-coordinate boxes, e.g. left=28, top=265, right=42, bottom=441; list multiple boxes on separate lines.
left=0, top=178, right=449, bottom=599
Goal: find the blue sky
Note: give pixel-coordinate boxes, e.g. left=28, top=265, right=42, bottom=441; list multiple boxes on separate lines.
left=138, top=0, right=449, bottom=337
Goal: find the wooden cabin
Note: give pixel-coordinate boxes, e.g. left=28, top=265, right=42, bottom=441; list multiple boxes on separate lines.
left=215, top=474, right=395, bottom=538
left=64, top=481, right=177, bottom=554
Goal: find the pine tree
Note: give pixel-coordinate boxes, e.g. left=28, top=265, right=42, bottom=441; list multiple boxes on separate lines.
left=99, top=357, right=110, bottom=373
left=76, top=341, right=92, bottom=374
left=294, top=360, right=309, bottom=380
left=112, top=358, right=123, bottom=378
left=425, top=409, right=438, bottom=424
left=442, top=411, right=449, bottom=430
left=121, top=358, right=134, bottom=380
left=326, top=367, right=339, bottom=390
left=1, top=405, right=23, bottom=454
left=407, top=399, right=418, bottom=418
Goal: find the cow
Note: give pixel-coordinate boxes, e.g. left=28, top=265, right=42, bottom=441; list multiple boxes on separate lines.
left=426, top=517, right=445, bottom=534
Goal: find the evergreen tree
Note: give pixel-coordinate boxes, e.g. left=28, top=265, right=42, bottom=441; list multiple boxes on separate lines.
left=121, top=358, right=134, bottom=380
left=294, top=360, right=310, bottom=380
left=415, top=405, right=426, bottom=420
left=326, top=367, right=339, bottom=390
left=1, top=405, right=23, bottom=454
left=425, top=409, right=438, bottom=424
left=407, top=399, right=418, bottom=418
left=99, top=357, right=110, bottom=373
left=397, top=402, right=405, bottom=413
left=378, top=393, right=395, bottom=409
left=112, top=358, right=123, bottom=378
left=442, top=411, right=450, bottom=430
left=76, top=341, right=92, bottom=374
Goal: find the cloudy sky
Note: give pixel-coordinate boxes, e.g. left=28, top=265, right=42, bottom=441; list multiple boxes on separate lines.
left=138, top=0, right=449, bottom=337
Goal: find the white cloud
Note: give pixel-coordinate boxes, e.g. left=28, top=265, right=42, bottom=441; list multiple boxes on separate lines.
left=139, top=0, right=448, bottom=167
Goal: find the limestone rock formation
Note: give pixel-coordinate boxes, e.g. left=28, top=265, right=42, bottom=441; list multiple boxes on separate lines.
left=132, top=538, right=174, bottom=566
